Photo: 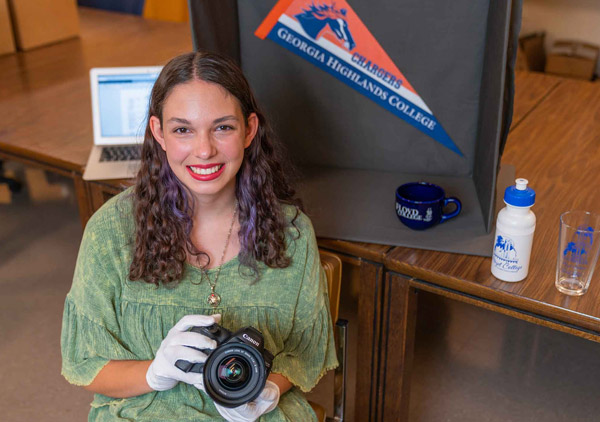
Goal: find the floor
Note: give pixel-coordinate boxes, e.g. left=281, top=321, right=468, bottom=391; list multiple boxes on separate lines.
left=2, top=164, right=600, bottom=421
left=0, top=165, right=92, bottom=421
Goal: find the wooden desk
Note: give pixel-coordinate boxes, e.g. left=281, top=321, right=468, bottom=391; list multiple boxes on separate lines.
left=378, top=78, right=600, bottom=421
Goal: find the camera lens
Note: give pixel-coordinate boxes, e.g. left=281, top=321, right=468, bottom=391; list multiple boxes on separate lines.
left=202, top=327, right=272, bottom=408
left=217, top=357, right=249, bottom=390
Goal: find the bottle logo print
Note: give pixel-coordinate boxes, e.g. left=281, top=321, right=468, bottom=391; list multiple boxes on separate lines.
left=562, top=226, right=593, bottom=273
left=493, top=235, right=522, bottom=272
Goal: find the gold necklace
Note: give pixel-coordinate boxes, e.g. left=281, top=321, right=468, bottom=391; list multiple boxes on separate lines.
left=203, top=202, right=238, bottom=308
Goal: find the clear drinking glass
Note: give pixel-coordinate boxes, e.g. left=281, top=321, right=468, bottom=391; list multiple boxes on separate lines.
left=556, top=211, right=600, bottom=296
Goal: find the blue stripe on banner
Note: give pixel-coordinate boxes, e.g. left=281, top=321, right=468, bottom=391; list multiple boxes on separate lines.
left=267, top=22, right=463, bottom=156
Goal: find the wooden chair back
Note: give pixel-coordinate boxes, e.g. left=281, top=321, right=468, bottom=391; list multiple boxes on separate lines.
left=309, top=249, right=345, bottom=422
left=319, top=249, right=342, bottom=323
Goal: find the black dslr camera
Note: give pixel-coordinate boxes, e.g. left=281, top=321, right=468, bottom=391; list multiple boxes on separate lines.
left=175, top=323, right=274, bottom=408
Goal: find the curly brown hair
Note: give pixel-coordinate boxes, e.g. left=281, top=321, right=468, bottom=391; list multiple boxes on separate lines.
left=128, top=51, right=302, bottom=286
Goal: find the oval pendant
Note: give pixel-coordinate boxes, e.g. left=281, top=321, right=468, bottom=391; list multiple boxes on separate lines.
left=207, top=292, right=221, bottom=308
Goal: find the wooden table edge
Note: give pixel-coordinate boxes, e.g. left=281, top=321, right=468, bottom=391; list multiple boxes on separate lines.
left=0, top=145, right=84, bottom=177
left=317, top=238, right=394, bottom=264
left=384, top=260, right=600, bottom=339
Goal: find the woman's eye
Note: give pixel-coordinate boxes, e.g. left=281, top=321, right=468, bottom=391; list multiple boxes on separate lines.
left=174, top=127, right=189, bottom=134
left=216, top=125, right=234, bottom=132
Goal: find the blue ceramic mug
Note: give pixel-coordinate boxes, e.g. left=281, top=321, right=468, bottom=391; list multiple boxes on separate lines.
left=395, top=182, right=462, bottom=230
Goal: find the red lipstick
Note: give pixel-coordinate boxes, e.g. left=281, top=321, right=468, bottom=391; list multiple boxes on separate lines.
left=186, top=164, right=225, bottom=181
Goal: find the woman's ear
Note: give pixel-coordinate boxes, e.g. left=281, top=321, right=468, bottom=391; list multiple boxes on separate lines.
left=149, top=116, right=166, bottom=151
left=244, top=113, right=259, bottom=148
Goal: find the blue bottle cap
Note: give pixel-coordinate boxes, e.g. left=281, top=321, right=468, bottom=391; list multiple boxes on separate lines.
left=504, top=178, right=535, bottom=207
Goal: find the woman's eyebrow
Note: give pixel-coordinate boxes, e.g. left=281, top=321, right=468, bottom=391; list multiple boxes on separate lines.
left=166, top=115, right=239, bottom=125
left=167, top=117, right=191, bottom=124
left=213, top=115, right=239, bottom=124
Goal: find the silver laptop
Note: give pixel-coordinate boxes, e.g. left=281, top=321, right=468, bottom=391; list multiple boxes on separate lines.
left=83, top=66, right=162, bottom=181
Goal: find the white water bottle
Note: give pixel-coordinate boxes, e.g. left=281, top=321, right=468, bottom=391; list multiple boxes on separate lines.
left=491, top=178, right=536, bottom=282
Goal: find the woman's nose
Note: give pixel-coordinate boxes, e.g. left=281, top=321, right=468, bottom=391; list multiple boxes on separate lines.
left=193, top=133, right=217, bottom=159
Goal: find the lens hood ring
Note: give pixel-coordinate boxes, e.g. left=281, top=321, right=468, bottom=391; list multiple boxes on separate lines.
left=203, top=343, right=268, bottom=408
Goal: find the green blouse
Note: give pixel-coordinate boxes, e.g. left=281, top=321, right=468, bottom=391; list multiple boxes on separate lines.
left=61, top=190, right=338, bottom=421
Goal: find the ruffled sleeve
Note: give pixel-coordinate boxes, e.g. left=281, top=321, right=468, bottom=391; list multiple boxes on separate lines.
left=61, top=203, right=137, bottom=386
left=271, top=215, right=339, bottom=392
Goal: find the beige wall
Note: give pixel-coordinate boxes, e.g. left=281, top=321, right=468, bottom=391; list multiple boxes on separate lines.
left=522, top=0, right=600, bottom=75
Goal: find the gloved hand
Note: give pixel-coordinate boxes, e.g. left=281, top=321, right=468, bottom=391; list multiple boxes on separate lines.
left=146, top=314, right=220, bottom=391
left=213, top=380, right=280, bottom=422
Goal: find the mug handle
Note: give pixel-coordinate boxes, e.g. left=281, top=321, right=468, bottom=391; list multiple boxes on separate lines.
left=440, top=197, right=461, bottom=223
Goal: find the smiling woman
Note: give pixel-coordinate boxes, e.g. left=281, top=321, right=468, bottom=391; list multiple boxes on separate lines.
left=149, top=80, right=258, bottom=201
left=60, top=51, right=338, bottom=422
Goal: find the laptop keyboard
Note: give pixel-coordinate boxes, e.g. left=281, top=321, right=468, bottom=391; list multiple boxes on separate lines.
left=100, top=145, right=142, bottom=162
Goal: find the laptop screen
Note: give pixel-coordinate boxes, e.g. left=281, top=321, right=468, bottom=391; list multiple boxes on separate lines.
left=90, top=66, right=162, bottom=145
left=97, top=72, right=159, bottom=139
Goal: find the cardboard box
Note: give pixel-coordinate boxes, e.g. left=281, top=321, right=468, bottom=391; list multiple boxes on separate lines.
left=192, top=0, right=520, bottom=256
left=519, top=32, right=546, bottom=72
left=0, top=0, right=16, bottom=55
left=545, top=41, right=599, bottom=81
left=8, top=0, right=79, bottom=51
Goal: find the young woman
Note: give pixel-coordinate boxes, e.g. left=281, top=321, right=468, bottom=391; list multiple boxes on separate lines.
left=61, top=51, right=337, bottom=421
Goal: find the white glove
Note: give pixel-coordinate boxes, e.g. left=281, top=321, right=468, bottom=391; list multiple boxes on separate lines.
left=213, top=380, right=280, bottom=422
left=146, top=314, right=220, bottom=391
